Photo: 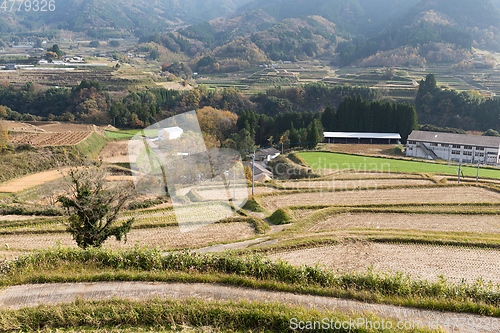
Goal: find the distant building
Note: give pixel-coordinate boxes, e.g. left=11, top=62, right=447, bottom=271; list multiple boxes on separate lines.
left=5, top=63, right=16, bottom=70
left=323, top=132, right=401, bottom=144
left=158, top=126, right=183, bottom=140
left=406, top=130, right=500, bottom=165
left=255, top=147, right=280, bottom=162
left=244, top=161, right=273, bottom=182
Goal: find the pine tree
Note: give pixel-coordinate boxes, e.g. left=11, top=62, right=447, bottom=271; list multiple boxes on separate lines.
left=289, top=123, right=300, bottom=147
left=306, top=120, right=321, bottom=149
left=321, top=102, right=335, bottom=131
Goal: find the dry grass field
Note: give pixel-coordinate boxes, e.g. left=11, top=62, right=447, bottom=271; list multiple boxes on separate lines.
left=308, top=213, right=500, bottom=234
left=269, top=241, right=500, bottom=284
left=259, top=186, right=500, bottom=211
left=0, top=222, right=256, bottom=252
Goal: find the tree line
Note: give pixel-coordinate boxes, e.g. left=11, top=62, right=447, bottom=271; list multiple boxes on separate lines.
left=416, top=74, right=500, bottom=132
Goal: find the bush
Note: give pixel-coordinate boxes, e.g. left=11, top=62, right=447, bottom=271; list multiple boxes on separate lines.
left=242, top=196, right=263, bottom=212
left=267, top=208, right=292, bottom=225
left=127, top=198, right=167, bottom=210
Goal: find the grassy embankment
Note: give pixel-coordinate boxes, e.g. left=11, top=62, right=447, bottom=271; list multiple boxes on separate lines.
left=1, top=247, right=499, bottom=321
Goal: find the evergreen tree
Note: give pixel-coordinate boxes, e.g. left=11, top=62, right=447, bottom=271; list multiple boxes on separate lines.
left=289, top=123, right=300, bottom=147
left=306, top=120, right=321, bottom=149
left=321, top=102, right=335, bottom=131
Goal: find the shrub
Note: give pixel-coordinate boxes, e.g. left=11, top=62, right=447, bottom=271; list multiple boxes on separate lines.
left=267, top=208, right=292, bottom=225
left=242, top=196, right=263, bottom=212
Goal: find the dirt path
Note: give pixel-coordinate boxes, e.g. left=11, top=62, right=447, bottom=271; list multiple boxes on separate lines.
left=269, top=242, right=500, bottom=285
left=0, top=282, right=494, bottom=332
left=0, top=168, right=68, bottom=193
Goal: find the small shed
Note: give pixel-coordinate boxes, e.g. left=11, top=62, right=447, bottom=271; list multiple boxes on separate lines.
left=158, top=126, right=183, bottom=140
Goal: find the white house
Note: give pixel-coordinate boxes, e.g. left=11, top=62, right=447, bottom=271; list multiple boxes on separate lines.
left=158, top=126, right=183, bottom=140
left=406, top=130, right=500, bottom=165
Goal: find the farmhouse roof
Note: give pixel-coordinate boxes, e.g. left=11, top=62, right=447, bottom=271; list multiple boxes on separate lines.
left=244, top=162, right=273, bottom=177
left=256, top=147, right=280, bottom=156
left=323, top=132, right=401, bottom=139
left=408, top=131, right=500, bottom=148
left=161, top=126, right=183, bottom=133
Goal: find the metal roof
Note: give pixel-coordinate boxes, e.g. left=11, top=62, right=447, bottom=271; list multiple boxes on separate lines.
left=407, top=131, right=500, bottom=148
left=323, top=132, right=401, bottom=139
left=256, top=147, right=280, bottom=156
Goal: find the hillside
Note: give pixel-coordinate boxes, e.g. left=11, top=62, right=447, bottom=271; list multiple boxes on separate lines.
left=0, top=0, right=253, bottom=36
left=337, top=0, right=500, bottom=65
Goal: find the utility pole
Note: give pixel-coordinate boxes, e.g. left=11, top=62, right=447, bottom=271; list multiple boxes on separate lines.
left=458, top=162, right=462, bottom=184
left=476, top=162, right=480, bottom=183
left=281, top=142, right=284, bottom=154
left=251, top=150, right=255, bottom=196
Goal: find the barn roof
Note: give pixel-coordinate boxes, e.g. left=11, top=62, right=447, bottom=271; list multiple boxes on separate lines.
left=323, top=132, right=401, bottom=139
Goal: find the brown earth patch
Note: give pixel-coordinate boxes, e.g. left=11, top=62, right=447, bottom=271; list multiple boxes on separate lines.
left=98, top=141, right=131, bottom=163
left=0, top=168, right=69, bottom=193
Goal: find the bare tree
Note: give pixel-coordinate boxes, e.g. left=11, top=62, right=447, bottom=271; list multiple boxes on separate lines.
left=58, top=162, right=135, bottom=248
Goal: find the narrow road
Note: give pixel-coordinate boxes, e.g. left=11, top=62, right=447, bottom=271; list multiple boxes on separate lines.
left=0, top=282, right=495, bottom=332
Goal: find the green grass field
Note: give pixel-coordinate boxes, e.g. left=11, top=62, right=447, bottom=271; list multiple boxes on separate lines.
left=298, top=151, right=500, bottom=179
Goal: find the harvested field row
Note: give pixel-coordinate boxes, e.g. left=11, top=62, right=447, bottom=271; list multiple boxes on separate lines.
left=1, top=222, right=256, bottom=250
left=309, top=213, right=500, bottom=234
left=8, top=131, right=92, bottom=147
left=269, top=242, right=500, bottom=284
left=259, top=186, right=500, bottom=211
left=278, top=178, right=434, bottom=189
left=318, top=171, right=425, bottom=179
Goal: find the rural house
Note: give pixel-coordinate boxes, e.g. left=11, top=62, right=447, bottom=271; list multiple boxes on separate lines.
left=255, top=147, right=280, bottom=162
left=406, top=130, right=500, bottom=165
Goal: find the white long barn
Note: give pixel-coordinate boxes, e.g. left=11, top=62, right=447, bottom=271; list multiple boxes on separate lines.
left=323, top=132, right=401, bottom=144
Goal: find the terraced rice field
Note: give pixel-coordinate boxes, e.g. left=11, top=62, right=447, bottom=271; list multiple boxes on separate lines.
left=8, top=131, right=92, bottom=146
left=269, top=242, right=500, bottom=285
left=259, top=186, right=500, bottom=211
left=308, top=213, right=500, bottom=234
left=278, top=178, right=434, bottom=189
left=1, top=222, right=256, bottom=251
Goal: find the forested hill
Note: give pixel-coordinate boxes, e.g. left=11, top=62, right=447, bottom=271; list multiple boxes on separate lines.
left=235, top=0, right=420, bottom=35
left=0, top=0, right=253, bottom=36
left=337, top=0, right=500, bottom=65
